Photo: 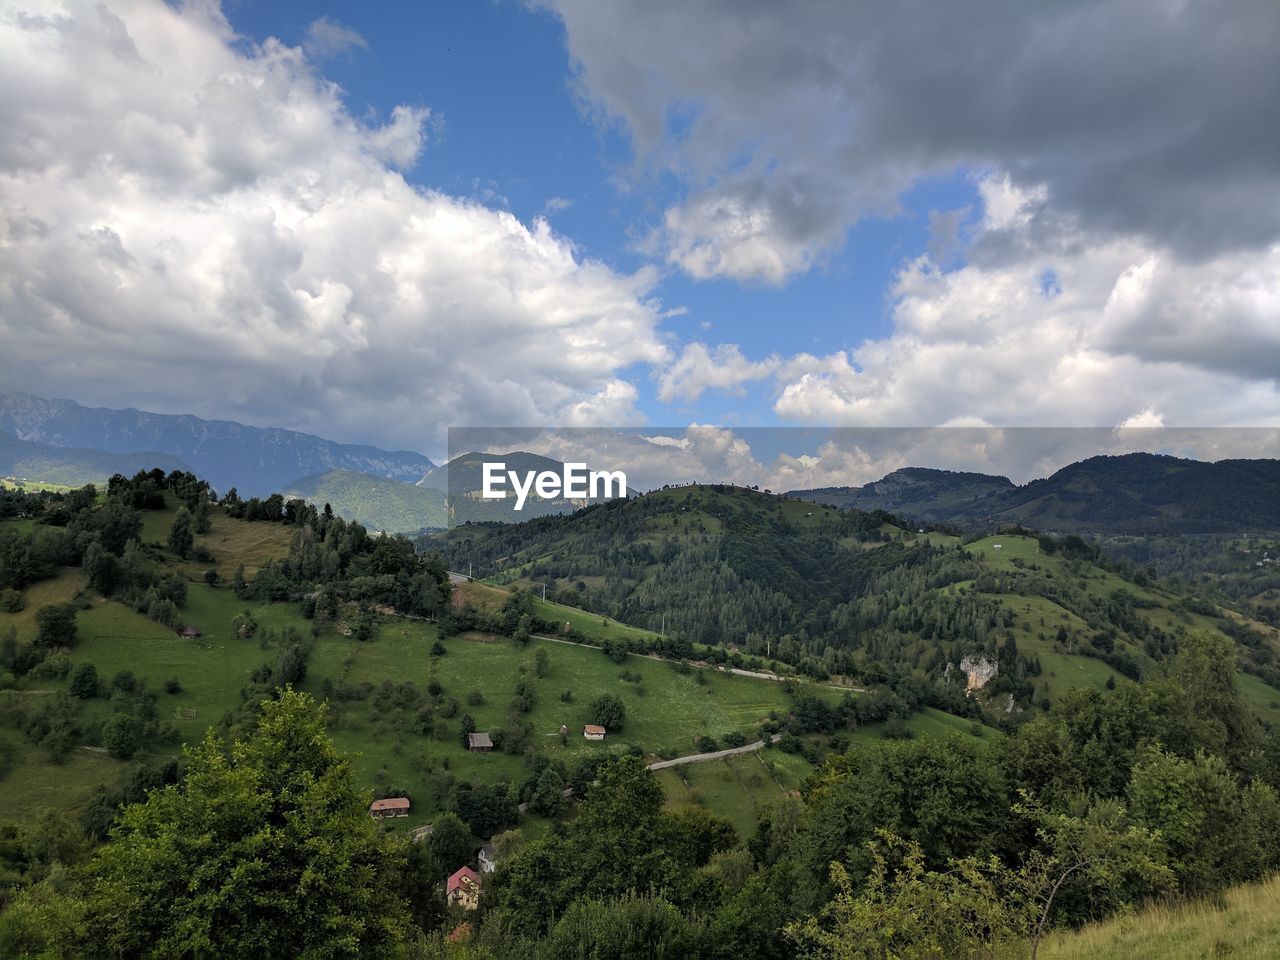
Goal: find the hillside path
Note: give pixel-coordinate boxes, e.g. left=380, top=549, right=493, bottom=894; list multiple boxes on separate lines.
left=646, top=734, right=781, bottom=771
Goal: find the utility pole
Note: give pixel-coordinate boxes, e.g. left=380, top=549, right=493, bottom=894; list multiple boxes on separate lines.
left=661, top=612, right=665, bottom=635
left=542, top=582, right=547, bottom=602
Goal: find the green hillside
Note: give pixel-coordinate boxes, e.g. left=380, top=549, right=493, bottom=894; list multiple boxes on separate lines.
left=2, top=477, right=912, bottom=836
left=427, top=483, right=1280, bottom=724
left=284, top=468, right=447, bottom=533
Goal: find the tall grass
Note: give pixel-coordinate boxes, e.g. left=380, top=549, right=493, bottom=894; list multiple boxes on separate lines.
left=1034, top=874, right=1280, bottom=960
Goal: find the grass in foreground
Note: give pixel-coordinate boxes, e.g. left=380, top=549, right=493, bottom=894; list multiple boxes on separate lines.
left=1033, top=873, right=1280, bottom=960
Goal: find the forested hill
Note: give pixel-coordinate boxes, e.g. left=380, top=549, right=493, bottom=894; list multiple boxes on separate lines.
left=789, top=453, right=1280, bottom=534
left=425, top=484, right=1280, bottom=718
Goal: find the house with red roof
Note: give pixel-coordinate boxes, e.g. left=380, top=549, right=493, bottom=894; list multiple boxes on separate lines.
left=369, top=797, right=410, bottom=819
left=447, top=866, right=481, bottom=910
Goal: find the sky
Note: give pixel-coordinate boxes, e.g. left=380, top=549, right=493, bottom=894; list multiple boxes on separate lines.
left=1, top=0, right=1279, bottom=466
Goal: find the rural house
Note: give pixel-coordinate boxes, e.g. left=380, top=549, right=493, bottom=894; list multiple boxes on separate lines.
left=447, top=866, right=481, bottom=910
left=369, top=797, right=410, bottom=819
left=584, top=724, right=606, bottom=741
left=467, top=732, right=493, bottom=752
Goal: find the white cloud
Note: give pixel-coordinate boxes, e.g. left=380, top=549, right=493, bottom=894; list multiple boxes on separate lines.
left=660, top=174, right=1280, bottom=427
left=0, top=0, right=670, bottom=452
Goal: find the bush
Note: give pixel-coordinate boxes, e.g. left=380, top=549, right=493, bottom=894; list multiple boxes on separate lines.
left=69, top=663, right=99, bottom=699
left=102, top=713, right=142, bottom=760
left=588, top=693, right=626, bottom=731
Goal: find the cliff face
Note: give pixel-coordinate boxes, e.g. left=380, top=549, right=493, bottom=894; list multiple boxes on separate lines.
left=959, top=655, right=999, bottom=692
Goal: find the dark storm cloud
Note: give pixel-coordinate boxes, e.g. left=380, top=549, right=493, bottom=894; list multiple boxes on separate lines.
left=544, top=0, right=1280, bottom=277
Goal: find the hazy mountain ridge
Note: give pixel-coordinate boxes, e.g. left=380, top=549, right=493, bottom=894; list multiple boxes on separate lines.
left=790, top=454, right=1280, bottom=534
left=0, top=429, right=189, bottom=486
left=796, top=467, right=1016, bottom=515
left=0, top=393, right=434, bottom=497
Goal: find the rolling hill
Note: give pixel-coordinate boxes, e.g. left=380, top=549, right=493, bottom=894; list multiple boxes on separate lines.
left=425, top=482, right=1280, bottom=719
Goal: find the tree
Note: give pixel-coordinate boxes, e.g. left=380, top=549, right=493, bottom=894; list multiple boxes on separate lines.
left=101, top=713, right=142, bottom=760
left=68, top=662, right=98, bottom=699
left=786, top=834, right=1029, bottom=960
left=166, top=507, right=194, bottom=560
left=538, top=894, right=704, bottom=959
left=276, top=642, right=307, bottom=687
left=513, top=614, right=531, bottom=648
left=589, top=693, right=626, bottom=732
left=85, top=690, right=408, bottom=959
left=34, top=604, right=77, bottom=650
left=529, top=766, right=566, bottom=817
left=1127, top=745, right=1247, bottom=897
left=428, top=813, right=473, bottom=874
left=1015, top=795, right=1172, bottom=958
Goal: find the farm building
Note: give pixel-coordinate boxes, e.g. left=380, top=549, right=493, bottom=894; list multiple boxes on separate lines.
left=181, top=626, right=202, bottom=639
left=369, top=797, right=410, bottom=819
left=584, top=724, right=606, bottom=741
left=447, top=866, right=481, bottom=910
left=467, top=732, right=493, bottom=752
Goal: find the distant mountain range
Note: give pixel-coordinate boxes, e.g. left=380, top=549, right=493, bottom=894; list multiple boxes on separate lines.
left=0, top=393, right=433, bottom=497
left=0, top=430, right=189, bottom=487
left=789, top=454, right=1280, bottom=534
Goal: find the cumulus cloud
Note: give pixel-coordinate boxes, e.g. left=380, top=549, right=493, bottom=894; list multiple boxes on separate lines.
left=0, top=0, right=670, bottom=452
left=656, top=175, right=1280, bottom=427
left=542, top=0, right=1280, bottom=283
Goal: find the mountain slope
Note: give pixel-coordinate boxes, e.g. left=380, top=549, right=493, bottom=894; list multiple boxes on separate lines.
left=795, top=467, right=1015, bottom=516
left=0, top=392, right=433, bottom=496
left=0, top=429, right=188, bottom=486
left=284, top=469, right=447, bottom=533
left=424, top=483, right=1280, bottom=714
left=790, top=454, right=1280, bottom=534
